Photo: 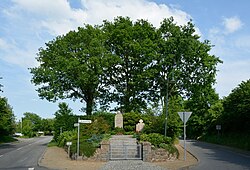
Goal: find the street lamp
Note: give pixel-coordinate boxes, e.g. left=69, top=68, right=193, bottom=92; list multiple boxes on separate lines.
left=164, top=72, right=175, bottom=137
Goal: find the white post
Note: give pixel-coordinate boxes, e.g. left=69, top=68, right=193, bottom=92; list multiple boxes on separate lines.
left=183, top=112, right=186, bottom=161
left=77, top=118, right=80, bottom=158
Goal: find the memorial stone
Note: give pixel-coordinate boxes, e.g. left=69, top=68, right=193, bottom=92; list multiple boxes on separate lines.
left=136, top=119, right=145, bottom=132
left=115, top=111, right=123, bottom=128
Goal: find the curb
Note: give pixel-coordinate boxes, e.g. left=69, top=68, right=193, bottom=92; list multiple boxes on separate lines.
left=178, top=143, right=199, bottom=170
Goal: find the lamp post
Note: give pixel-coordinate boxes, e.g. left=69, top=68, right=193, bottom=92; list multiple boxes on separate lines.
left=164, top=71, right=174, bottom=137
left=164, top=80, right=169, bottom=137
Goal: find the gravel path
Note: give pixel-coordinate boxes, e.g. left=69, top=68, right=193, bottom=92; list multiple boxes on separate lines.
left=99, top=160, right=166, bottom=170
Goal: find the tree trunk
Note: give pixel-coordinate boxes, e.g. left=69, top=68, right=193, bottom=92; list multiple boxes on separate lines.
left=85, top=92, right=94, bottom=115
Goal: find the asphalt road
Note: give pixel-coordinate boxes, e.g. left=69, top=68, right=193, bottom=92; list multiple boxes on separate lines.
left=181, top=140, right=250, bottom=170
left=0, top=136, right=52, bottom=170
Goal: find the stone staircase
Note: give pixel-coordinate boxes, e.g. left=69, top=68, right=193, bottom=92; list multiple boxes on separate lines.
left=109, top=135, right=142, bottom=160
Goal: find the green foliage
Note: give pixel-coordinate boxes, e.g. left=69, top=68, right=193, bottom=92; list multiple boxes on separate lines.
left=57, top=130, right=77, bottom=147
left=83, top=116, right=111, bottom=136
left=54, top=103, right=77, bottom=141
left=0, top=135, right=17, bottom=144
left=103, top=17, right=158, bottom=112
left=186, top=88, right=220, bottom=138
left=30, top=25, right=113, bottom=115
left=123, top=112, right=141, bottom=132
left=140, top=133, right=172, bottom=147
left=201, top=133, right=250, bottom=151
left=0, top=97, right=15, bottom=136
left=221, top=79, right=250, bottom=133
left=92, top=111, right=115, bottom=130
left=30, top=16, right=220, bottom=118
left=112, top=127, right=125, bottom=135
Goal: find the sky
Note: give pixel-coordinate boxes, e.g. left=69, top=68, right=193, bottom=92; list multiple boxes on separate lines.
left=0, top=0, right=250, bottom=120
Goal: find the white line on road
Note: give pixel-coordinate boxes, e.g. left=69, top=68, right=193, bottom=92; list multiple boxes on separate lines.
left=0, top=155, right=3, bottom=158
left=28, top=168, right=34, bottom=170
left=17, top=147, right=23, bottom=151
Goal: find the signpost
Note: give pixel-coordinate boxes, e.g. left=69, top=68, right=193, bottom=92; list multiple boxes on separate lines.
left=66, top=142, right=72, bottom=158
left=76, top=118, right=92, bottom=159
left=178, top=112, right=192, bottom=161
left=216, top=124, right=221, bottom=136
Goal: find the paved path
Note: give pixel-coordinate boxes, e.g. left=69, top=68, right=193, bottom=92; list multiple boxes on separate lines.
left=0, top=136, right=52, bottom=170
left=99, top=160, right=166, bottom=170
left=181, top=140, right=250, bottom=170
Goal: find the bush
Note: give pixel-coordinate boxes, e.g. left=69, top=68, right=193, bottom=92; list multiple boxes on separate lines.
left=112, top=127, right=125, bottom=135
left=57, top=130, right=77, bottom=147
left=140, top=133, right=172, bottom=147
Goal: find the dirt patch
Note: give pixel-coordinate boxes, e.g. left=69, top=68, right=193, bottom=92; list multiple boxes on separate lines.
left=39, top=144, right=197, bottom=170
left=39, top=146, right=106, bottom=170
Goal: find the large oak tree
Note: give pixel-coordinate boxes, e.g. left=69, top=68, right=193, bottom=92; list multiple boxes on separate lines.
left=30, top=25, right=113, bottom=115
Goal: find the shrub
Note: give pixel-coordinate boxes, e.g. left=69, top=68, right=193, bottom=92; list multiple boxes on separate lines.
left=112, top=127, right=125, bottom=135
left=140, top=133, right=172, bottom=147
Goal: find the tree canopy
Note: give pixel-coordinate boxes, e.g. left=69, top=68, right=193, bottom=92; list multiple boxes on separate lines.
left=30, top=17, right=221, bottom=115
left=0, top=97, right=15, bottom=136
left=221, top=79, right=250, bottom=133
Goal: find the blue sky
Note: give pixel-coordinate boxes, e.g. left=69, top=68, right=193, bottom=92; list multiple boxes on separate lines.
left=1, top=0, right=250, bottom=120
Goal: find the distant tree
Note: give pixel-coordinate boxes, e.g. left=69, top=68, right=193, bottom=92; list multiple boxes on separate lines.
left=54, top=102, right=76, bottom=141
left=0, top=97, right=15, bottom=136
left=30, top=25, right=114, bottom=115
left=41, top=118, right=54, bottom=135
left=21, top=112, right=42, bottom=137
left=222, top=79, right=250, bottom=133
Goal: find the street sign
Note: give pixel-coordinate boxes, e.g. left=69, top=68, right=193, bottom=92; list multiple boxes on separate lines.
left=76, top=118, right=92, bottom=158
left=178, top=112, right=192, bottom=161
left=216, top=125, right=221, bottom=130
left=178, top=112, right=192, bottom=124
left=66, top=142, right=72, bottom=146
left=78, top=119, right=92, bottom=124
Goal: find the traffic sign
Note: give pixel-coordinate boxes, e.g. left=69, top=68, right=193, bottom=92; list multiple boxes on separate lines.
left=177, top=111, right=192, bottom=161
left=78, top=120, right=92, bottom=124
left=178, top=112, right=192, bottom=124
left=66, top=142, right=72, bottom=146
left=74, top=123, right=79, bottom=127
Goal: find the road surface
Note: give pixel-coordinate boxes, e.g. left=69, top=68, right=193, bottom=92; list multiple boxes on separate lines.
left=0, top=136, right=52, bottom=170
left=181, top=140, right=250, bottom=170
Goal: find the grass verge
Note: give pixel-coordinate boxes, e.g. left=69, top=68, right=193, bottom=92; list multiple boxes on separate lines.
left=0, top=136, right=18, bottom=144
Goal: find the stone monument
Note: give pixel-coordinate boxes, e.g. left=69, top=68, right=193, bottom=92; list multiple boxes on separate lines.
left=114, top=111, right=123, bottom=128
left=136, top=119, right=145, bottom=132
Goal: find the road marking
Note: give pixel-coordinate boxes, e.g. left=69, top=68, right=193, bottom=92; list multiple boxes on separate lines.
left=28, top=168, right=34, bottom=170
left=0, top=155, right=3, bottom=158
left=17, top=147, right=23, bottom=151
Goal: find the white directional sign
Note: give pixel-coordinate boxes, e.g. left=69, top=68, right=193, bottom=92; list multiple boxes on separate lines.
left=178, top=112, right=192, bottom=124
left=78, top=119, right=92, bottom=124
left=66, top=142, right=72, bottom=146
left=74, top=123, right=79, bottom=127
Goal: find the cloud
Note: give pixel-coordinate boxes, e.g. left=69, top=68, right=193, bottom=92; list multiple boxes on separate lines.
left=222, top=16, right=243, bottom=34
left=1, top=0, right=193, bottom=68
left=215, top=59, right=250, bottom=97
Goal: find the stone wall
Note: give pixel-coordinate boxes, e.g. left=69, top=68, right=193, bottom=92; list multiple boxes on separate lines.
left=142, top=142, right=178, bottom=162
